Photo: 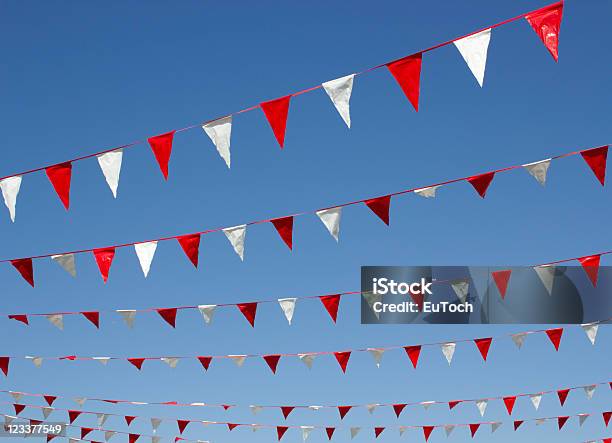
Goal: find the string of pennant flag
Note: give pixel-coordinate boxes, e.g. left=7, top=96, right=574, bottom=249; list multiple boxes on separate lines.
left=5, top=142, right=608, bottom=288
left=0, top=2, right=564, bottom=222
left=0, top=321, right=603, bottom=376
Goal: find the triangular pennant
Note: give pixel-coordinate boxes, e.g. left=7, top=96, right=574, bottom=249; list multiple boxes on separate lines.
left=386, top=53, right=423, bottom=111
left=362, top=291, right=382, bottom=319
left=237, top=302, right=257, bottom=327
left=557, top=388, right=570, bottom=406
left=474, top=337, right=492, bottom=361
left=228, top=355, right=247, bottom=367
left=129, top=433, right=140, bottom=443
left=68, top=410, right=81, bottom=424
left=148, top=131, right=176, bottom=180
left=97, top=149, right=123, bottom=198
left=441, top=342, right=456, bottom=365
left=177, top=234, right=201, bottom=268
left=9, top=314, right=28, bottom=325
left=0, top=176, right=22, bottom=222
left=97, top=413, right=109, bottom=426
left=157, top=308, right=177, bottom=328
left=316, top=207, right=342, bottom=241
left=534, top=265, right=555, bottom=295
left=581, top=322, right=599, bottom=345
left=368, top=348, right=384, bottom=367
left=364, top=195, right=391, bottom=225
left=422, top=426, right=434, bottom=442
left=277, top=426, right=289, bottom=441
left=525, top=1, right=564, bottom=61
left=11, top=258, right=34, bottom=287
left=581, top=145, right=608, bottom=185
left=134, top=241, right=157, bottom=278
left=374, top=427, right=385, bottom=438
left=44, top=396, right=57, bottom=406
left=177, top=420, right=190, bottom=434
left=161, top=357, right=179, bottom=368
left=47, top=314, right=64, bottom=330
left=325, top=427, right=336, bottom=440
left=492, top=269, right=512, bottom=299
left=443, top=425, right=454, bottom=437
left=398, top=426, right=407, bottom=436
left=530, top=393, right=542, bottom=410
left=13, top=404, right=25, bottom=415
left=513, top=420, right=523, bottom=430
left=511, top=332, right=527, bottom=349
left=453, top=28, right=491, bottom=87
left=250, top=405, right=262, bottom=415
left=263, top=354, right=281, bottom=374
left=42, top=407, right=53, bottom=419
left=278, top=298, right=297, bottom=325
left=393, top=404, right=407, bottom=418
left=367, top=404, right=379, bottom=414
left=280, top=406, right=294, bottom=419
left=503, top=396, right=516, bottom=415
left=197, top=356, right=212, bottom=371
left=118, top=310, right=136, bottom=328
left=124, top=415, right=136, bottom=425
left=298, top=353, right=316, bottom=369
left=128, top=358, right=145, bottom=370
left=81, top=311, right=100, bottom=328
left=322, top=74, right=355, bottom=128
left=271, top=216, right=294, bottom=250
left=203, top=116, right=232, bottom=168
left=523, top=159, right=552, bottom=186
left=45, top=162, right=72, bottom=210
left=106, top=432, right=117, bottom=442
left=93, top=247, right=116, bottom=283
left=578, top=413, right=589, bottom=427
left=404, top=345, right=421, bottom=368
left=557, top=416, right=569, bottom=430
left=51, top=253, right=76, bottom=278
left=476, top=399, right=487, bottom=416
left=546, top=327, right=564, bottom=351
left=260, top=95, right=292, bottom=148
left=469, top=423, right=480, bottom=437
left=320, top=294, right=341, bottom=323
left=584, top=384, right=597, bottom=400
left=81, top=428, right=94, bottom=439
left=301, top=426, right=314, bottom=441
left=334, top=351, right=351, bottom=373
left=467, top=171, right=495, bottom=198
left=603, top=411, right=611, bottom=427
left=578, top=254, right=601, bottom=287
left=338, top=406, right=352, bottom=419
left=414, top=185, right=440, bottom=198
left=448, top=400, right=461, bottom=410
left=223, top=225, right=246, bottom=261
left=349, top=427, right=360, bottom=439
left=451, top=279, right=469, bottom=303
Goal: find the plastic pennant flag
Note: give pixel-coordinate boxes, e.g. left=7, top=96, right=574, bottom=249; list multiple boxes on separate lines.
left=177, top=420, right=190, bottom=434
left=203, top=116, right=232, bottom=168
left=534, top=265, right=555, bottom=295
left=367, top=348, right=384, bottom=368
left=580, top=145, right=608, bottom=186
left=386, top=52, right=423, bottom=111
left=198, top=305, right=216, bottom=325
left=451, top=279, right=469, bottom=303
left=338, top=406, right=352, bottom=419
left=0, top=175, right=22, bottom=222
left=128, top=358, right=145, bottom=370
left=546, top=327, right=564, bottom=351
left=316, top=207, right=342, bottom=242
left=513, top=420, right=524, bottom=430
left=581, top=322, right=599, bottom=345
left=97, top=149, right=123, bottom=198
left=578, top=413, right=589, bottom=427
left=177, top=234, right=201, bottom=268
left=298, top=353, right=316, bottom=369
left=45, top=162, right=72, bottom=210
left=404, top=345, right=422, bottom=369
left=491, top=422, right=502, bottom=433
left=422, top=401, right=434, bottom=410
left=530, top=393, right=542, bottom=410
left=118, top=310, right=136, bottom=328
left=229, top=355, right=247, bottom=367
left=320, top=294, right=341, bottom=323
left=11, top=258, right=34, bottom=287
left=334, top=351, right=351, bottom=373
left=444, top=424, right=455, bottom=437
left=558, top=416, right=569, bottom=430
left=398, top=426, right=407, bottom=436
left=511, top=332, right=527, bottom=349
left=374, top=427, right=385, bottom=438
left=157, top=308, right=178, bottom=328
left=68, top=410, right=81, bottom=424
left=250, top=405, right=262, bottom=415
left=362, top=291, right=382, bottom=319
left=97, top=413, right=109, bottom=426
left=260, top=95, right=292, bottom=148
left=148, top=131, right=176, bottom=180
left=414, top=185, right=440, bottom=198
left=223, top=224, right=246, bottom=261
left=150, top=436, right=160, bottom=443
left=322, top=74, right=355, bottom=128
left=161, top=357, right=179, bottom=368
left=492, top=269, right=512, bottom=299
left=441, top=342, right=456, bottom=365
left=422, top=425, right=434, bottom=442
left=82, top=311, right=100, bottom=328
left=469, top=423, right=480, bottom=438
left=578, top=254, right=601, bottom=287
left=42, top=407, right=53, bottom=419
left=557, top=388, right=570, bottom=406
left=476, top=399, right=487, bottom=416
left=453, top=28, right=491, bottom=87
left=129, top=434, right=140, bottom=443
left=523, top=159, right=552, bottom=186
left=467, top=171, right=495, bottom=198
left=349, top=427, right=360, bottom=439
left=297, top=426, right=313, bottom=442
left=603, top=411, right=611, bottom=427
left=393, top=404, right=407, bottom=418
left=51, top=253, right=77, bottom=278
left=93, top=247, right=116, bottom=283
left=47, top=314, right=64, bottom=330
left=584, top=384, right=596, bottom=400
left=364, top=195, right=391, bottom=225
left=93, top=356, right=110, bottom=365
left=448, top=400, right=461, bottom=410
left=237, top=302, right=257, bottom=327
left=4, top=415, right=16, bottom=426
left=474, top=337, right=492, bottom=361
left=134, top=241, right=157, bottom=278
left=325, top=427, right=335, bottom=440
left=525, top=1, right=564, bottom=61
left=263, top=354, right=281, bottom=374
left=503, top=396, right=516, bottom=415
left=277, top=426, right=289, bottom=441
left=9, top=314, right=28, bottom=325
left=278, top=298, right=297, bottom=325
left=9, top=392, right=22, bottom=402
left=151, top=418, right=162, bottom=431
left=271, top=216, right=294, bottom=250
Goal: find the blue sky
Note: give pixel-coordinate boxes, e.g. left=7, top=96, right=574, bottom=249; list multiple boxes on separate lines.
left=0, top=1, right=610, bottom=442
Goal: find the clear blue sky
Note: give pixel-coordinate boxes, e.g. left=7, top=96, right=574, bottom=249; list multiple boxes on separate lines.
left=0, top=1, right=610, bottom=442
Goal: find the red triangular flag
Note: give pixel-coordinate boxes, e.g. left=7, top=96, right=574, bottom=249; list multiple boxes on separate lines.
left=44, top=395, right=57, bottom=406
left=525, top=1, right=564, bottom=61
left=492, top=270, right=512, bottom=299
left=263, top=354, right=281, bottom=374
left=557, top=416, right=569, bottom=430
left=157, top=308, right=177, bottom=328
left=474, top=337, right=492, bottom=361
left=227, top=423, right=238, bottom=431
left=603, top=411, right=611, bottom=427
left=374, top=427, right=385, bottom=438
left=338, top=406, right=352, bottom=419
left=177, top=420, right=190, bottom=434
left=47, top=434, right=57, bottom=442
left=320, top=294, right=341, bottom=323
left=393, top=404, right=407, bottom=418
left=325, top=427, right=335, bottom=440
left=177, top=234, right=201, bottom=268
left=234, top=302, right=256, bottom=328
left=68, top=410, right=81, bottom=423
left=404, top=345, right=421, bottom=369
left=125, top=416, right=136, bottom=426
left=467, top=171, right=495, bottom=198
left=513, top=420, right=523, bottom=430
left=81, top=311, right=100, bottom=328
left=281, top=406, right=294, bottom=419
left=469, top=423, right=480, bottom=437
left=334, top=351, right=351, bottom=373
left=546, top=327, right=564, bottom=351
left=148, top=131, right=176, bottom=180
left=8, top=314, right=29, bottom=325
left=45, top=162, right=72, bottom=210
left=13, top=404, right=25, bottom=415
left=260, top=95, right=292, bottom=148
left=578, top=254, right=601, bottom=287
left=386, top=53, right=423, bottom=111
left=81, top=428, right=93, bottom=439
left=197, top=356, right=212, bottom=371
left=557, top=388, right=570, bottom=406
left=277, top=426, right=289, bottom=441
left=11, top=258, right=34, bottom=287
left=422, top=426, right=434, bottom=442
left=129, top=434, right=140, bottom=443
left=93, top=247, right=116, bottom=283
left=503, top=396, right=516, bottom=415
left=128, top=358, right=145, bottom=370
left=364, top=195, right=391, bottom=226
left=581, top=146, right=608, bottom=186
left=29, top=419, right=42, bottom=426
left=448, top=400, right=461, bottom=410
left=0, top=357, right=9, bottom=376
left=271, top=216, right=294, bottom=250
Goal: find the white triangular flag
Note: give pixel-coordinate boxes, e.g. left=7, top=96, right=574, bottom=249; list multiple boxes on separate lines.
left=69, top=439, right=78, bottom=443
left=97, top=413, right=109, bottom=426
left=31, top=356, right=43, bottom=367
left=453, top=28, right=491, bottom=87
left=523, top=159, right=551, bottom=186
left=151, top=437, right=161, bottom=443
left=151, top=418, right=162, bottom=431
left=308, top=405, right=323, bottom=411
left=366, top=404, right=378, bottom=414
left=398, top=426, right=407, bottom=436
left=42, top=407, right=53, bottom=419
left=491, top=422, right=502, bottom=433
left=322, top=74, right=355, bottom=128
left=414, top=185, right=440, bottom=198
left=581, top=322, right=599, bottom=345
left=117, top=310, right=136, bottom=328
left=198, top=305, right=216, bottom=325
left=93, top=356, right=110, bottom=365
left=476, top=399, right=488, bottom=416
left=223, top=224, right=246, bottom=260
left=583, top=385, right=596, bottom=400
left=349, top=427, right=361, bottom=439
left=9, top=392, right=22, bottom=402
left=228, top=355, right=246, bottom=367
left=301, top=426, right=315, bottom=441
left=105, top=430, right=116, bottom=441
left=362, top=291, right=382, bottom=319
left=278, top=298, right=297, bottom=325
left=444, top=424, right=455, bottom=437
left=161, top=357, right=179, bottom=368
left=451, top=280, right=469, bottom=303
left=51, top=253, right=77, bottom=278
left=203, top=116, right=232, bottom=168
left=367, top=348, right=384, bottom=367
left=4, top=415, right=16, bottom=426
left=534, top=265, right=555, bottom=295
left=530, top=393, right=542, bottom=410
left=250, top=405, right=262, bottom=415
left=511, top=332, right=527, bottom=349
left=578, top=413, right=589, bottom=427
left=0, top=175, right=22, bottom=222
left=47, top=314, right=63, bottom=330
left=298, top=353, right=316, bottom=369
left=134, top=241, right=157, bottom=277
left=251, top=424, right=262, bottom=433
left=441, top=342, right=456, bottom=365
left=316, top=207, right=342, bottom=242
left=74, top=397, right=86, bottom=406
left=535, top=418, right=546, bottom=426
left=97, top=149, right=123, bottom=198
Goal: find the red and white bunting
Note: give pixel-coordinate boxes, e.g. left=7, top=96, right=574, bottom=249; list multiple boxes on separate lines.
left=386, top=53, right=423, bottom=111
left=147, top=131, right=175, bottom=180
left=51, top=253, right=77, bottom=278
left=261, top=96, right=292, bottom=148
left=222, top=225, right=246, bottom=261
left=453, top=29, right=491, bottom=87
left=97, top=149, right=123, bottom=198
left=45, top=162, right=72, bottom=210
left=0, top=176, right=22, bottom=222
left=134, top=241, right=157, bottom=278
left=203, top=116, right=232, bottom=168
left=322, top=75, right=355, bottom=128
left=525, top=1, right=564, bottom=61
left=523, top=158, right=552, bottom=186
left=316, top=207, right=342, bottom=242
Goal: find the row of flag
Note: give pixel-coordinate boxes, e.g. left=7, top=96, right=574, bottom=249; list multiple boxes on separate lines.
left=0, top=2, right=563, bottom=223
left=5, top=143, right=608, bottom=287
